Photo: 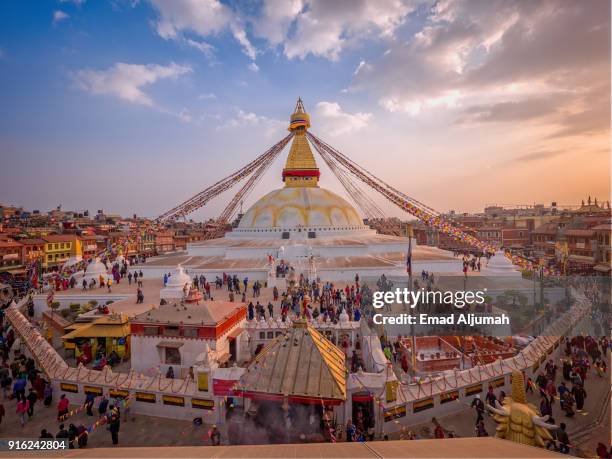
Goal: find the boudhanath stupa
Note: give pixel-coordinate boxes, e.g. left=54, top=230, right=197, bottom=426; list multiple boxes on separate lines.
left=142, top=100, right=463, bottom=281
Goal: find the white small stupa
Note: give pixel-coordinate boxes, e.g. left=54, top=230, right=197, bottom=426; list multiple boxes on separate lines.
left=82, top=258, right=111, bottom=284
left=160, top=265, right=192, bottom=301
left=482, top=251, right=522, bottom=278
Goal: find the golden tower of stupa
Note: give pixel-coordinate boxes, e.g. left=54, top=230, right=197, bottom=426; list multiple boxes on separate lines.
left=282, top=98, right=320, bottom=188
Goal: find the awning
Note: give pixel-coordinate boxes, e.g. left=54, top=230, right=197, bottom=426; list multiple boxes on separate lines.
left=62, top=323, right=130, bottom=340
left=156, top=341, right=184, bottom=349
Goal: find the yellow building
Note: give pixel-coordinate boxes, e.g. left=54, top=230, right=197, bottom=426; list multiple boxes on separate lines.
left=42, top=235, right=81, bottom=268
left=62, top=314, right=130, bottom=361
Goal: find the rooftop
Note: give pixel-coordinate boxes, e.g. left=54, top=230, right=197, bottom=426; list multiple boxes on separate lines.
left=132, top=300, right=246, bottom=326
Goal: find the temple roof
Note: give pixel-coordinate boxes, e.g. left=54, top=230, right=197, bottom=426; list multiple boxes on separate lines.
left=239, top=319, right=346, bottom=400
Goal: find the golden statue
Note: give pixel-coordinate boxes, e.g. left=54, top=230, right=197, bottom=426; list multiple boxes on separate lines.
left=486, top=371, right=557, bottom=447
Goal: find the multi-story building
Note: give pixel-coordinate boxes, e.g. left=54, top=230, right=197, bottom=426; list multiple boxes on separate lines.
left=42, top=235, right=79, bottom=270
left=19, top=238, right=45, bottom=264
left=592, top=222, right=612, bottom=274
left=0, top=240, right=23, bottom=274
left=79, top=235, right=99, bottom=260
left=155, top=231, right=175, bottom=254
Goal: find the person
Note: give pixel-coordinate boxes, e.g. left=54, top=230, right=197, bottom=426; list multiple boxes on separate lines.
left=432, top=417, right=445, bottom=439
left=26, top=388, right=37, bottom=418
left=572, top=384, right=586, bottom=411
left=210, top=424, right=221, bottom=446
left=475, top=420, right=488, bottom=437
left=109, top=408, right=120, bottom=445
left=77, top=424, right=88, bottom=448
left=56, top=424, right=69, bottom=440
left=166, top=367, right=174, bottom=379
left=98, top=395, right=109, bottom=416
left=540, top=395, right=552, bottom=418
left=556, top=423, right=570, bottom=454
left=0, top=403, right=4, bottom=425
left=68, top=424, right=78, bottom=449
left=57, top=394, right=69, bottom=420
left=596, top=443, right=610, bottom=458
left=16, top=394, right=29, bottom=426
left=39, top=429, right=54, bottom=439
left=136, top=288, right=144, bottom=304
left=346, top=419, right=356, bottom=442
left=84, top=392, right=95, bottom=416
left=471, top=395, right=485, bottom=425
left=43, top=382, right=53, bottom=407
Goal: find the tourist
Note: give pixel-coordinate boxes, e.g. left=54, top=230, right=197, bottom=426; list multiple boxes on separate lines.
left=40, top=428, right=54, bottom=439
left=562, top=390, right=575, bottom=417
left=166, top=366, right=174, bottom=379
left=571, top=384, right=587, bottom=411
left=77, top=424, right=88, bottom=448
left=432, top=417, right=445, bottom=438
left=470, top=395, right=485, bottom=425
left=475, top=420, right=488, bottom=437
left=57, top=394, right=69, bottom=420
left=82, top=279, right=87, bottom=291
left=43, top=381, right=53, bottom=406
left=267, top=302, right=273, bottom=318
left=109, top=407, right=121, bottom=445
left=0, top=403, right=4, bottom=426
left=84, top=391, right=95, bottom=416
left=209, top=424, right=221, bottom=446
left=56, top=423, right=69, bottom=440
left=136, top=288, right=144, bottom=304
left=346, top=419, right=356, bottom=442
left=98, top=395, right=109, bottom=415
left=556, top=423, right=570, bottom=454
left=67, top=424, right=78, bottom=449
left=16, top=394, right=29, bottom=426
left=26, top=388, right=37, bottom=418
left=128, top=272, right=132, bottom=285
left=540, top=395, right=552, bottom=417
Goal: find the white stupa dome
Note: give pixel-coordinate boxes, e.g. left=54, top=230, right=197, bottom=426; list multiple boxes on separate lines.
left=165, top=265, right=192, bottom=288
left=160, top=265, right=192, bottom=300
left=83, top=258, right=111, bottom=283
left=483, top=251, right=522, bottom=278
left=237, top=187, right=363, bottom=229
left=86, top=259, right=109, bottom=276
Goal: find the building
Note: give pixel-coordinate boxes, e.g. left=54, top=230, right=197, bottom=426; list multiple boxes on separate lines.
left=592, top=222, right=612, bottom=274
left=130, top=300, right=247, bottom=378
left=18, top=238, right=45, bottom=264
left=0, top=239, right=23, bottom=274
left=155, top=231, right=175, bottom=254
left=42, top=234, right=80, bottom=269
left=79, top=235, right=99, bottom=260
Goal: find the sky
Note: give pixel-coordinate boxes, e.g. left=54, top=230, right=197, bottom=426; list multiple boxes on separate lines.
left=0, top=0, right=610, bottom=221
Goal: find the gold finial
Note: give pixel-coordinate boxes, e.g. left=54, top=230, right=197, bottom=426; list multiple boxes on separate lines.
left=283, top=98, right=319, bottom=187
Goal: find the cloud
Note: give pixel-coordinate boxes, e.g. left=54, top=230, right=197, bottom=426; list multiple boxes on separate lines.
left=314, top=101, right=371, bottom=136
left=198, top=92, right=216, bottom=100
left=60, top=0, right=86, bottom=5
left=254, top=0, right=420, bottom=60
left=52, top=10, right=70, bottom=25
left=353, top=60, right=369, bottom=76
left=218, top=109, right=284, bottom=137
left=184, top=38, right=215, bottom=58
left=248, top=62, right=259, bottom=72
left=148, top=0, right=256, bottom=60
left=73, top=62, right=191, bottom=107
left=513, top=149, right=564, bottom=163
left=352, top=0, right=610, bottom=140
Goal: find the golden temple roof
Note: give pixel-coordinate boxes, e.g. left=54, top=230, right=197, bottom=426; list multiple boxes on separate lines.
left=239, top=319, right=347, bottom=400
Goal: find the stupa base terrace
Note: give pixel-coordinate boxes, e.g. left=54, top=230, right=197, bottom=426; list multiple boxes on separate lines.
left=137, top=235, right=463, bottom=281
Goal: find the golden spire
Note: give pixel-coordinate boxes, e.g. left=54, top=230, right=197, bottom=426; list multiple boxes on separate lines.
left=283, top=98, right=319, bottom=188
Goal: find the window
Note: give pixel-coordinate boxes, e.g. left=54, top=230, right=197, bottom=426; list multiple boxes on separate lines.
left=144, top=326, right=159, bottom=336
left=165, top=347, right=181, bottom=364
left=182, top=328, right=198, bottom=338
left=259, top=332, right=266, bottom=340
left=54, top=243, right=59, bottom=250
left=164, top=326, right=180, bottom=336
left=266, top=331, right=274, bottom=339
